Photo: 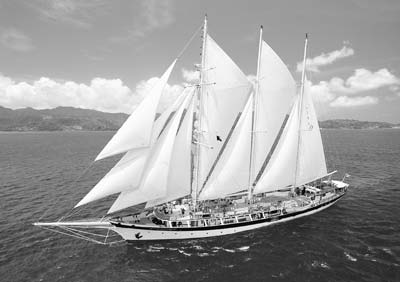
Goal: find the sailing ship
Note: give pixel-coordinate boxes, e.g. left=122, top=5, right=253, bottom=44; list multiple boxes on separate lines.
left=34, top=16, right=349, bottom=243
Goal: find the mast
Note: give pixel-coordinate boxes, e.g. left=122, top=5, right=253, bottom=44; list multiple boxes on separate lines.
left=193, top=14, right=208, bottom=211
left=248, top=25, right=263, bottom=202
left=294, top=33, right=308, bottom=187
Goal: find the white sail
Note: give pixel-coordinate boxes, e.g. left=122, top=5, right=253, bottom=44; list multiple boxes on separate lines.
left=74, top=93, right=186, bottom=208
left=254, top=80, right=327, bottom=193
left=150, top=91, right=188, bottom=143
left=108, top=92, right=193, bottom=213
left=146, top=94, right=196, bottom=208
left=252, top=41, right=297, bottom=178
left=198, top=96, right=253, bottom=200
left=198, top=34, right=251, bottom=187
left=295, top=80, right=327, bottom=185
left=95, top=60, right=177, bottom=161
left=253, top=97, right=300, bottom=193
left=75, top=149, right=148, bottom=207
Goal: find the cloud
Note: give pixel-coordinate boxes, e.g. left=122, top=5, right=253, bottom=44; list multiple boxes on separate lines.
left=341, top=68, right=400, bottom=93
left=182, top=68, right=199, bottom=83
left=313, top=68, right=400, bottom=95
left=329, top=96, right=378, bottom=107
left=306, top=80, right=336, bottom=103
left=297, top=44, right=354, bottom=73
left=0, top=73, right=183, bottom=114
left=0, top=28, right=34, bottom=52
left=110, top=0, right=174, bottom=42
left=31, top=0, right=109, bottom=29
left=308, top=68, right=400, bottom=107
left=134, top=76, right=183, bottom=111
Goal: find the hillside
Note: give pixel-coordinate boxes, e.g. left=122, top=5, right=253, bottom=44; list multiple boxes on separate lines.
left=0, top=106, right=398, bottom=131
left=0, top=106, right=128, bottom=131
left=318, top=119, right=398, bottom=129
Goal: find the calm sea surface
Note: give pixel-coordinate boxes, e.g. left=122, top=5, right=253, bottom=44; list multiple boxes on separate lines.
left=1, top=130, right=399, bottom=282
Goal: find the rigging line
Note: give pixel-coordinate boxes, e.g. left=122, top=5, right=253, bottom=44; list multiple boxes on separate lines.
left=38, top=160, right=95, bottom=222
left=176, top=23, right=203, bottom=60
left=158, top=88, right=195, bottom=139
left=157, top=91, right=187, bottom=139
left=57, top=161, right=97, bottom=221
left=43, top=25, right=201, bottom=223
left=39, top=226, right=106, bottom=244
left=104, top=228, right=111, bottom=244
left=59, top=226, right=107, bottom=243
left=208, top=84, right=252, bottom=91
left=198, top=111, right=242, bottom=195
left=61, top=226, right=111, bottom=238
left=252, top=114, right=290, bottom=187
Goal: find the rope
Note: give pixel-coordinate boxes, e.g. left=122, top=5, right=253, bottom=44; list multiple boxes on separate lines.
left=62, top=226, right=111, bottom=238
left=57, top=161, right=96, bottom=221
left=39, top=225, right=125, bottom=245
left=42, top=24, right=202, bottom=223
left=104, top=228, right=111, bottom=244
left=37, top=160, right=95, bottom=222
left=176, top=23, right=203, bottom=60
left=40, top=226, right=106, bottom=245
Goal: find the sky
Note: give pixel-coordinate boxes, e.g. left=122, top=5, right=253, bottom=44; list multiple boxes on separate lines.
left=0, top=0, right=399, bottom=122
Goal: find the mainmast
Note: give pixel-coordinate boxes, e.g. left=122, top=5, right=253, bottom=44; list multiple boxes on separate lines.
left=248, top=25, right=263, bottom=202
left=193, top=15, right=208, bottom=211
left=294, top=33, right=308, bottom=187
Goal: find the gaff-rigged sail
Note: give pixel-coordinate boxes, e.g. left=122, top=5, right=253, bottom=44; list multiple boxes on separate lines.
left=108, top=92, right=194, bottom=214
left=94, top=60, right=177, bottom=161
left=74, top=91, right=187, bottom=208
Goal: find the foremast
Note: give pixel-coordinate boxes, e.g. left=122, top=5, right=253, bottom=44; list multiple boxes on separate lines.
left=248, top=25, right=263, bottom=202
left=294, top=33, right=308, bottom=187
left=193, top=15, right=208, bottom=212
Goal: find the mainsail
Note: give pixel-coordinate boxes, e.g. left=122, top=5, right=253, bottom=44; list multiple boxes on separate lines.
left=197, top=34, right=252, bottom=189
left=252, top=40, right=297, bottom=180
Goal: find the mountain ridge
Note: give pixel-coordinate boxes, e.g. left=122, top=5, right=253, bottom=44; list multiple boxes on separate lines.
left=0, top=106, right=398, bottom=131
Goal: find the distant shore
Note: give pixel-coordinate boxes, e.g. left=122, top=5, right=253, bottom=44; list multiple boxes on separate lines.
left=1, top=106, right=399, bottom=132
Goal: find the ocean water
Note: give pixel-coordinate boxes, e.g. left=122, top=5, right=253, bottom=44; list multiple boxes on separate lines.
left=0, top=130, right=399, bottom=282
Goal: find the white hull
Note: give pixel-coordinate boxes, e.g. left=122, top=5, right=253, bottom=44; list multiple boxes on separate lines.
left=111, top=195, right=343, bottom=241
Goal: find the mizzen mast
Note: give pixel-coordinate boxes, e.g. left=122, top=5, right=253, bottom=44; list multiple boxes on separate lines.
left=294, top=33, right=308, bottom=187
